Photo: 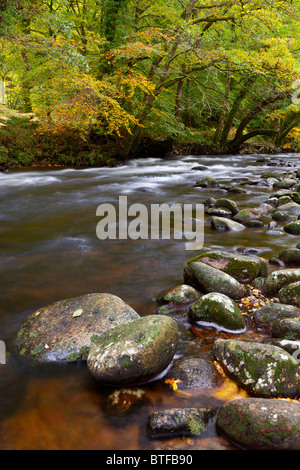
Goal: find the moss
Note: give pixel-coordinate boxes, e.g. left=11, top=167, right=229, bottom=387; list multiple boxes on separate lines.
left=79, top=346, right=90, bottom=360
left=66, top=352, right=79, bottom=363
left=30, top=343, right=45, bottom=356
left=186, top=418, right=206, bottom=435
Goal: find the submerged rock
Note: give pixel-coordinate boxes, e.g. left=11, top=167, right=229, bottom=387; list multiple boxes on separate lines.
left=184, top=261, right=245, bottom=299
left=87, top=315, right=178, bottom=386
left=217, top=398, right=300, bottom=450
left=148, top=406, right=218, bottom=437
left=188, top=293, right=245, bottom=332
left=189, top=250, right=268, bottom=283
left=164, top=357, right=224, bottom=390
left=16, top=293, right=140, bottom=363
left=213, top=339, right=300, bottom=398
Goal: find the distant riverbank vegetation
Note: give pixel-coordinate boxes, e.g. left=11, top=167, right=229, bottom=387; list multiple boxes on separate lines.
left=0, top=0, right=300, bottom=167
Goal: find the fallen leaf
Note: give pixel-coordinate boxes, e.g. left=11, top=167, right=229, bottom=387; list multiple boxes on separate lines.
left=73, top=308, right=83, bottom=318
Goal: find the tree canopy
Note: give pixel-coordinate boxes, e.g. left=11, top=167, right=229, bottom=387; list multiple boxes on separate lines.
left=0, top=0, right=300, bottom=160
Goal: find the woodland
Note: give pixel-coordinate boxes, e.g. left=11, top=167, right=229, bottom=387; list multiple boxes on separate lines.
left=0, top=0, right=300, bottom=166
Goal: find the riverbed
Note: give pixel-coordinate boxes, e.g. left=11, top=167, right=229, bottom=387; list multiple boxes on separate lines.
left=0, top=152, right=299, bottom=450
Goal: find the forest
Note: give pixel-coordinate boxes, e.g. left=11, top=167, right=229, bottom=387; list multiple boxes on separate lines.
left=0, top=0, right=300, bottom=167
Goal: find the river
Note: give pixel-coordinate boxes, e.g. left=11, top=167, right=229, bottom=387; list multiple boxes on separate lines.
left=0, top=152, right=298, bottom=450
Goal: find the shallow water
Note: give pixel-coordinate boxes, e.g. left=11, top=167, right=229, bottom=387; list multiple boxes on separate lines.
left=0, top=152, right=299, bottom=450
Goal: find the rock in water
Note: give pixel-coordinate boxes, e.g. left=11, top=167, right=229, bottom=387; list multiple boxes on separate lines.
left=87, top=315, right=178, bottom=386
left=279, top=281, right=300, bottom=307
left=210, top=216, right=245, bottom=232
left=217, top=398, right=300, bottom=450
left=263, top=268, right=300, bottom=296
left=213, top=339, right=300, bottom=398
left=190, top=250, right=268, bottom=283
left=164, top=357, right=224, bottom=390
left=188, top=293, right=245, bottom=332
left=148, top=406, right=218, bottom=437
left=17, top=293, right=140, bottom=363
left=184, top=261, right=245, bottom=299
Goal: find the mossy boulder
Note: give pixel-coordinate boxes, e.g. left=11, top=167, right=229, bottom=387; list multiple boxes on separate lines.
left=253, top=303, right=300, bottom=329
left=188, top=293, right=245, bottom=332
left=184, top=261, right=245, bottom=299
left=195, top=176, right=219, bottom=188
left=155, top=284, right=201, bottom=316
left=284, top=221, right=300, bottom=235
left=272, top=211, right=294, bottom=223
left=217, top=398, right=300, bottom=450
left=279, top=281, right=300, bottom=307
left=148, top=406, right=218, bottom=437
left=215, top=198, right=239, bottom=215
left=164, top=357, right=224, bottom=390
left=17, top=293, right=140, bottom=363
left=189, top=250, right=268, bottom=283
left=278, top=202, right=300, bottom=217
left=279, top=249, right=300, bottom=266
left=210, top=216, right=245, bottom=232
left=213, top=339, right=300, bottom=398
left=263, top=268, right=300, bottom=296
left=233, top=209, right=264, bottom=228
left=87, top=315, right=178, bottom=386
left=272, top=318, right=300, bottom=341
left=206, top=207, right=232, bottom=217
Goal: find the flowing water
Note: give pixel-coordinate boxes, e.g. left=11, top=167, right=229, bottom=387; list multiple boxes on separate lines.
left=0, top=152, right=299, bottom=450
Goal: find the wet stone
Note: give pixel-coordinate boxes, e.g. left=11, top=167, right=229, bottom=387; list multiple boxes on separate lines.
left=164, top=357, right=224, bottom=390
left=148, top=406, right=218, bottom=438
left=87, top=315, right=178, bottom=386
left=217, top=398, right=300, bottom=450
left=16, top=293, right=140, bottom=363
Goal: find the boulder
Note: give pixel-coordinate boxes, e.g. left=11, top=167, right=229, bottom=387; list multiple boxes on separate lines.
left=278, top=202, right=300, bottom=216
left=155, top=284, right=202, bottom=317
left=213, top=339, right=300, bottom=398
left=279, top=248, right=300, bottom=266
left=148, top=406, right=218, bottom=437
left=184, top=261, right=245, bottom=299
left=263, top=268, right=300, bottom=296
left=216, top=398, right=300, bottom=450
left=284, top=221, right=300, bottom=235
left=272, top=318, right=300, bottom=341
left=210, top=216, right=245, bottom=232
left=188, top=293, right=245, bottom=332
left=279, top=281, right=300, bottom=307
left=233, top=209, right=264, bottom=228
left=194, top=176, right=219, bottom=188
left=87, top=315, right=178, bottom=386
left=164, top=357, right=224, bottom=390
left=17, top=293, right=140, bottom=363
left=272, top=211, right=294, bottom=223
left=189, top=250, right=268, bottom=283
left=253, top=303, right=300, bottom=329
left=215, top=198, right=239, bottom=215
